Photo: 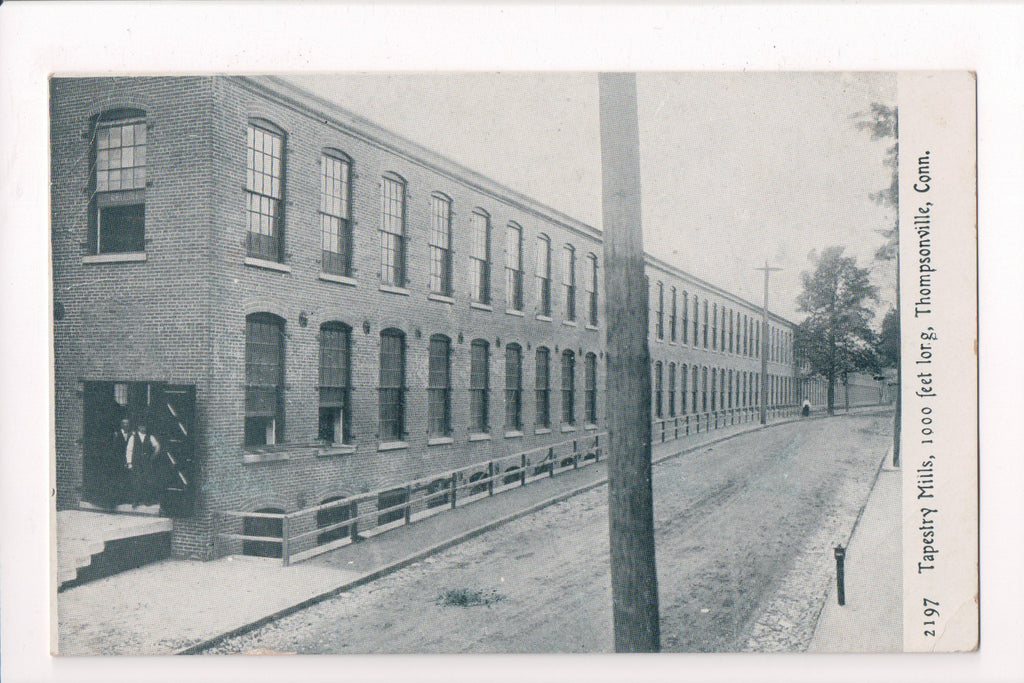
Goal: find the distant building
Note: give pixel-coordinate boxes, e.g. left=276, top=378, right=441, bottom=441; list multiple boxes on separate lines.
left=52, top=76, right=804, bottom=559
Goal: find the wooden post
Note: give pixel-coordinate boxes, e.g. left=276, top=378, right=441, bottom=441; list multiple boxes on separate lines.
left=599, top=72, right=660, bottom=653
left=756, top=262, right=781, bottom=425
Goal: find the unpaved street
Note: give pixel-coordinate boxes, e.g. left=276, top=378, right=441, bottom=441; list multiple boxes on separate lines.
left=211, top=412, right=892, bottom=654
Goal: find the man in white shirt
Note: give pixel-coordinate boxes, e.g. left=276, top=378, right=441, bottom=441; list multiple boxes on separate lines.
left=126, top=422, right=161, bottom=507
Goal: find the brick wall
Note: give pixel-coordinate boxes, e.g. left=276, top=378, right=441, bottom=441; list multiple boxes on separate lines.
left=52, top=75, right=802, bottom=560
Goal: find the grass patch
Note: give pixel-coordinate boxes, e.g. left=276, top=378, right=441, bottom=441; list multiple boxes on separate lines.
left=437, top=587, right=506, bottom=608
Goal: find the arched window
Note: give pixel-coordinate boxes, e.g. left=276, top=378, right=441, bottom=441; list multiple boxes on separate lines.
left=712, top=303, right=718, bottom=350
left=505, top=343, right=523, bottom=430
left=693, top=295, right=700, bottom=344
left=320, top=149, right=352, bottom=276
left=536, top=347, right=551, bottom=428
left=681, top=291, right=689, bottom=344
left=584, top=352, right=598, bottom=425
left=668, top=362, right=676, bottom=416
left=656, top=282, right=664, bottom=340
left=505, top=222, right=524, bottom=311
left=245, top=313, right=284, bottom=446
left=729, top=309, right=735, bottom=354
left=720, top=306, right=727, bottom=351
left=654, top=361, right=663, bottom=418
left=246, top=119, right=286, bottom=262
left=536, top=235, right=552, bottom=316
left=701, top=367, right=708, bottom=412
left=670, top=287, right=677, bottom=342
left=317, top=496, right=355, bottom=545
left=691, top=365, right=699, bottom=414
left=429, top=193, right=453, bottom=296
left=319, top=322, right=351, bottom=445
left=427, top=334, right=451, bottom=437
left=680, top=364, right=688, bottom=414
left=711, top=366, right=717, bottom=411
left=470, top=339, right=490, bottom=432
left=561, top=350, right=576, bottom=425
left=243, top=507, right=284, bottom=558
left=91, top=108, right=147, bottom=255
left=471, top=209, right=491, bottom=304
left=702, top=300, right=709, bottom=348
left=586, top=254, right=599, bottom=326
left=563, top=244, right=577, bottom=321
left=379, top=328, right=406, bottom=441
left=380, top=173, right=407, bottom=286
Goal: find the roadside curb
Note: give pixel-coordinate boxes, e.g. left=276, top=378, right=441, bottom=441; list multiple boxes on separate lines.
left=177, top=407, right=892, bottom=655
left=805, top=442, right=897, bottom=647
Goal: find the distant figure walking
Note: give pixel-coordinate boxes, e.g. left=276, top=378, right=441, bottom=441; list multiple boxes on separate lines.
left=801, top=398, right=811, bottom=417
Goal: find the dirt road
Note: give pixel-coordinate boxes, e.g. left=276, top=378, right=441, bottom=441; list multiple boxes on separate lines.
left=211, top=412, right=892, bottom=654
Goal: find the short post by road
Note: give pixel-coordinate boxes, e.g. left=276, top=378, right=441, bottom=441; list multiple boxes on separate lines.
left=834, top=544, right=847, bottom=606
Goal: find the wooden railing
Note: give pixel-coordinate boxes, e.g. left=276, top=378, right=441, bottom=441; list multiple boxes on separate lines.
left=218, top=401, right=835, bottom=567
left=217, top=431, right=605, bottom=566
left=651, top=404, right=801, bottom=444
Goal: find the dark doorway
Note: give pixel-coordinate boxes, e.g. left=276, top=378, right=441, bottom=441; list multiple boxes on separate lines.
left=81, top=381, right=196, bottom=515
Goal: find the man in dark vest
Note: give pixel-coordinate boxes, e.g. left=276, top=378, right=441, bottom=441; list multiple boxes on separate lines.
left=126, top=421, right=161, bottom=507
left=110, top=418, right=133, bottom=508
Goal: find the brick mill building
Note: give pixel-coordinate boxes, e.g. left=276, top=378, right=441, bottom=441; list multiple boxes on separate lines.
left=51, top=76, right=816, bottom=563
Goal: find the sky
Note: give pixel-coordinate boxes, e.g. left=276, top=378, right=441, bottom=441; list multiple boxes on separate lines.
left=286, top=72, right=896, bottom=323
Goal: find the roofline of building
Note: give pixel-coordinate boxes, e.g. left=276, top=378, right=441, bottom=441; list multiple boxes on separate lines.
left=231, top=74, right=797, bottom=329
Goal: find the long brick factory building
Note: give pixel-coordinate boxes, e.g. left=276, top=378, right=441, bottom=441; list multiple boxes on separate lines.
left=51, top=76, right=833, bottom=561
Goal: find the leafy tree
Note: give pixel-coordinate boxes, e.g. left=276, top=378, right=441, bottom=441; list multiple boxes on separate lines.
left=855, top=102, right=901, bottom=465
left=795, top=247, right=879, bottom=415
left=875, top=307, right=900, bottom=368
left=855, top=103, right=898, bottom=260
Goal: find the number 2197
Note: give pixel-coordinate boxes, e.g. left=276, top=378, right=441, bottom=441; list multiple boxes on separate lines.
left=923, top=598, right=940, bottom=637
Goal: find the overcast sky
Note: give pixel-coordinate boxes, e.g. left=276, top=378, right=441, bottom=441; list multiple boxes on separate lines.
left=286, top=72, right=896, bottom=323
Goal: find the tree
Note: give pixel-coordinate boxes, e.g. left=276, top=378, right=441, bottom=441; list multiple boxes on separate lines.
left=855, top=103, right=898, bottom=259
left=875, top=307, right=900, bottom=368
left=855, top=102, right=901, bottom=465
left=795, top=247, right=879, bottom=416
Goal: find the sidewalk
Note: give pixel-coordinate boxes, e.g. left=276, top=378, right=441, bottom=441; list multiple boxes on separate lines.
left=56, top=407, right=892, bottom=656
left=808, top=457, right=902, bottom=652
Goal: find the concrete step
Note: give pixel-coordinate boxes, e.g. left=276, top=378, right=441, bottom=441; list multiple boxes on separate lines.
left=57, top=509, right=172, bottom=590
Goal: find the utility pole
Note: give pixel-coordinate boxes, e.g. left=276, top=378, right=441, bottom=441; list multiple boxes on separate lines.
left=598, top=72, right=660, bottom=653
left=756, top=262, right=781, bottom=425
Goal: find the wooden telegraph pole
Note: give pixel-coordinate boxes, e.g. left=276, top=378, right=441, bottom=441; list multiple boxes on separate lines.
left=756, top=262, right=781, bottom=425
left=598, top=72, right=660, bottom=653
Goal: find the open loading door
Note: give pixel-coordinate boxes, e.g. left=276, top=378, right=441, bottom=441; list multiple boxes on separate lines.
left=150, top=383, right=196, bottom=517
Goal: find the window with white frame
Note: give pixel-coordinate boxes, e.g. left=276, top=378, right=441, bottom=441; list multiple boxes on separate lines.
left=320, top=151, right=352, bottom=276
left=380, top=174, right=406, bottom=286
left=427, top=335, right=452, bottom=436
left=505, top=223, right=523, bottom=311
left=536, top=235, right=552, bottom=316
left=92, top=110, right=147, bottom=254
left=562, top=245, right=576, bottom=321
left=429, top=194, right=453, bottom=296
left=318, top=322, right=351, bottom=445
left=246, top=121, right=285, bottom=262
left=470, top=210, right=491, bottom=304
